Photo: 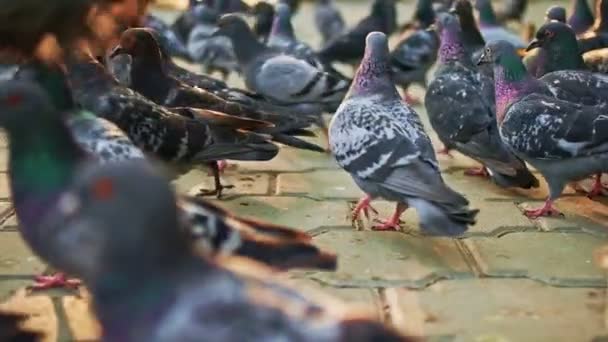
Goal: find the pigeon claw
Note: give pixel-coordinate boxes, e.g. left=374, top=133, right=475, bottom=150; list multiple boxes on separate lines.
left=403, top=92, right=421, bottom=106
left=197, top=184, right=235, bottom=199
left=372, top=219, right=401, bottom=231
left=29, top=273, right=80, bottom=291
left=523, top=200, right=563, bottom=219
left=436, top=146, right=454, bottom=158
left=464, top=167, right=489, bottom=177
left=587, top=174, right=607, bottom=198
left=352, top=195, right=378, bottom=221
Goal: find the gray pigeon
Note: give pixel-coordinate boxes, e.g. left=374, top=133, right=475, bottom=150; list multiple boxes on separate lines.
left=53, top=160, right=412, bottom=342
left=329, top=31, right=478, bottom=235
left=213, top=15, right=349, bottom=108
left=426, top=13, right=538, bottom=189
left=475, top=0, right=526, bottom=48
left=477, top=40, right=608, bottom=218
left=314, top=0, right=346, bottom=45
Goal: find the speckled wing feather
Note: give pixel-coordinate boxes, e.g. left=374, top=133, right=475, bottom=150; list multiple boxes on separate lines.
left=501, top=93, right=608, bottom=159
left=541, top=70, right=608, bottom=106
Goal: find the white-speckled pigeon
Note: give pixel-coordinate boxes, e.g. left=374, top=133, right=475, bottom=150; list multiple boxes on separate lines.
left=329, top=31, right=478, bottom=235
left=426, top=14, right=538, bottom=189
left=49, top=160, right=412, bottom=342
left=477, top=40, right=608, bottom=217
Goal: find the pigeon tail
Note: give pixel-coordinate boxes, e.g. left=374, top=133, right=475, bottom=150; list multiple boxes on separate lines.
left=489, top=166, right=539, bottom=189
left=338, top=318, right=416, bottom=342
left=408, top=198, right=478, bottom=236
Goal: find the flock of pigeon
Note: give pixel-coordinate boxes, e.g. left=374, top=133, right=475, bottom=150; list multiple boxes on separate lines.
left=0, top=0, right=607, bottom=340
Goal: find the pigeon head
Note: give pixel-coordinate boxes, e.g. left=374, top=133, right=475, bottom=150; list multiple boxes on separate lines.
left=349, top=32, right=396, bottom=97
left=450, top=0, right=475, bottom=18
left=475, top=0, right=498, bottom=26
left=477, top=40, right=521, bottom=67
left=436, top=13, right=467, bottom=62
left=527, top=21, right=579, bottom=51
left=545, top=5, right=566, bottom=23
left=371, top=0, right=398, bottom=34
left=450, top=0, right=486, bottom=48
left=13, top=61, right=75, bottom=112
left=109, top=28, right=162, bottom=62
left=52, top=161, right=192, bottom=281
left=0, top=80, right=56, bottom=130
left=214, top=14, right=253, bottom=39
left=414, top=0, right=436, bottom=28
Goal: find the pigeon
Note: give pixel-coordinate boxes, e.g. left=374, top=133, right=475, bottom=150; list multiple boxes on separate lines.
left=389, top=0, right=439, bottom=105
left=65, top=50, right=282, bottom=197
left=475, top=0, right=527, bottom=48
left=205, top=0, right=251, bottom=14
left=110, top=28, right=325, bottom=153
left=186, top=5, right=240, bottom=80
left=477, top=40, right=608, bottom=217
left=314, top=0, right=346, bottom=45
left=171, top=3, right=207, bottom=44
left=451, top=0, right=486, bottom=59
left=568, top=0, right=595, bottom=34
left=495, top=0, right=528, bottom=24
left=546, top=5, right=567, bottom=23
left=578, top=0, right=608, bottom=53
left=251, top=1, right=275, bottom=43
left=213, top=15, right=350, bottom=129
left=329, top=32, right=478, bottom=235
left=52, top=160, right=410, bottom=342
left=318, top=0, right=398, bottom=68
left=0, top=310, right=43, bottom=342
left=525, top=21, right=587, bottom=77
left=426, top=13, right=538, bottom=189
left=143, top=14, right=192, bottom=61
left=0, top=75, right=337, bottom=280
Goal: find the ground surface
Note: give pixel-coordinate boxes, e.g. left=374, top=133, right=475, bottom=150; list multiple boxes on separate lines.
left=2, top=1, right=608, bottom=341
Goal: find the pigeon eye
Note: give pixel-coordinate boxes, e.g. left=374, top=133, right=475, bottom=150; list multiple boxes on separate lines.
left=91, top=177, right=115, bottom=201
left=545, top=30, right=555, bottom=38
left=5, top=93, right=23, bottom=107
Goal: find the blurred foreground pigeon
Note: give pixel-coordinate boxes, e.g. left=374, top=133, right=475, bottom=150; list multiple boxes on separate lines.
left=477, top=40, right=608, bottom=217
left=578, top=0, right=608, bottom=53
left=251, top=1, right=275, bottom=43
left=329, top=32, right=478, bottom=235
left=318, top=0, right=398, bottom=67
left=0, top=310, right=43, bottom=342
left=426, top=14, right=538, bottom=189
left=475, top=0, right=526, bottom=48
left=314, top=0, right=346, bottom=45
left=568, top=0, right=594, bottom=34
left=52, top=160, right=410, bottom=342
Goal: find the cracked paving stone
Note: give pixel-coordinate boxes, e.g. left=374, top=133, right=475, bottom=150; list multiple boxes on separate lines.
left=0, top=232, right=45, bottom=299
left=307, top=228, right=472, bottom=287
left=356, top=200, right=536, bottom=237
left=277, top=170, right=363, bottom=199
left=208, top=197, right=351, bottom=232
left=519, top=196, right=608, bottom=236
left=388, top=279, right=604, bottom=342
left=464, top=232, right=606, bottom=287
left=233, top=147, right=339, bottom=173
left=174, top=169, right=270, bottom=197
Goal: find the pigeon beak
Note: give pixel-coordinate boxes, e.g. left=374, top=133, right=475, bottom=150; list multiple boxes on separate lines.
left=526, top=39, right=541, bottom=52
left=109, top=45, right=127, bottom=58
left=476, top=51, right=490, bottom=65
left=426, top=24, right=437, bottom=32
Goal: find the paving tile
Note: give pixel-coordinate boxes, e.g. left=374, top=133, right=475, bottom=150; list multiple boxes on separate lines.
left=0, top=175, right=10, bottom=200
left=0, top=148, right=7, bottom=173
left=387, top=279, right=604, bottom=342
left=234, top=146, right=339, bottom=173
left=353, top=199, right=536, bottom=237
left=0, top=289, right=58, bottom=342
left=519, top=196, right=608, bottom=237
left=277, top=170, right=363, bottom=199
left=63, top=291, right=101, bottom=341
left=209, top=196, right=351, bottom=232
left=0, top=232, right=45, bottom=299
left=174, top=168, right=271, bottom=197
left=1, top=212, right=18, bottom=230
left=307, top=228, right=472, bottom=287
left=464, top=232, right=606, bottom=287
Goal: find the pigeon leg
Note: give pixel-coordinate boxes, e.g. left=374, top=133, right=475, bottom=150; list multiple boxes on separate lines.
left=436, top=146, right=454, bottom=158
left=587, top=174, right=607, bottom=198
left=464, top=167, right=489, bottom=177
left=403, top=92, right=421, bottom=105
left=352, top=195, right=378, bottom=221
left=523, top=199, right=563, bottom=218
left=373, top=203, right=408, bottom=231
left=198, top=162, right=234, bottom=199
left=217, top=160, right=229, bottom=173
left=29, top=273, right=80, bottom=291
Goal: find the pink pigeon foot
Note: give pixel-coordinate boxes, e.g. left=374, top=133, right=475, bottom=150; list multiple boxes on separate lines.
left=524, top=199, right=563, bottom=219
left=403, top=92, right=421, bottom=105
left=30, top=273, right=80, bottom=291
left=464, top=167, right=489, bottom=177
left=372, top=203, right=407, bottom=231
left=587, top=174, right=608, bottom=198
left=436, top=146, right=454, bottom=158
left=352, top=195, right=378, bottom=221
